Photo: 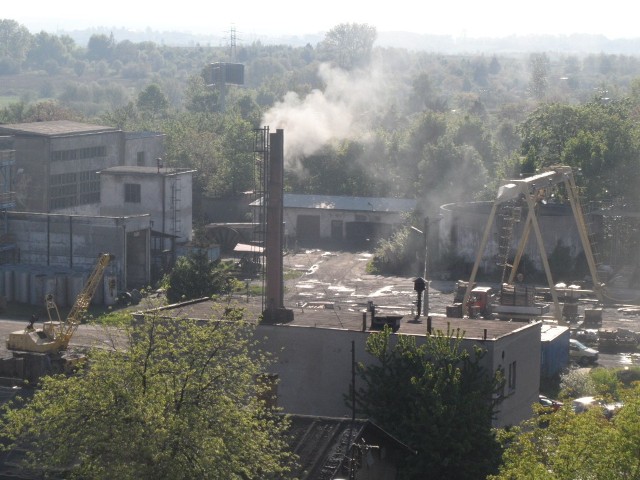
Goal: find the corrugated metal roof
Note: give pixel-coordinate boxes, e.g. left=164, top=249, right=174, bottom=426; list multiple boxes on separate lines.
left=541, top=323, right=569, bottom=342
left=99, top=166, right=196, bottom=176
left=286, top=415, right=411, bottom=480
left=0, top=120, right=118, bottom=136
left=251, top=194, right=417, bottom=213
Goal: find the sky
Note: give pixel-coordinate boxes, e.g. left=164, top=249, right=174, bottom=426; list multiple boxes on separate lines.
left=3, top=0, right=639, bottom=39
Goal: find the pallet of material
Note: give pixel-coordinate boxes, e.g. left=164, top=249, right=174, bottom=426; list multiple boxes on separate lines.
left=500, top=284, right=535, bottom=307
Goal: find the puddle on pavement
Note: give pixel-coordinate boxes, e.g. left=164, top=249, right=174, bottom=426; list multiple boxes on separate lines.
left=328, top=286, right=355, bottom=293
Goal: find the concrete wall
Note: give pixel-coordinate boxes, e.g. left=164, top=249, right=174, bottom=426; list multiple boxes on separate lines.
left=124, top=134, right=165, bottom=167
left=257, top=321, right=541, bottom=428
left=5, top=211, right=150, bottom=290
left=439, top=201, right=593, bottom=274
left=13, top=131, right=122, bottom=212
left=100, top=170, right=193, bottom=245
left=483, top=321, right=542, bottom=427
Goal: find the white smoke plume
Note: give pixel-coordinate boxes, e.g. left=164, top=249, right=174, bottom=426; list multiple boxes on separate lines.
left=261, top=62, right=388, bottom=167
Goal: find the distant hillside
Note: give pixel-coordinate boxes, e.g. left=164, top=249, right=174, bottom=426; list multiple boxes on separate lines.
left=59, top=26, right=640, bottom=54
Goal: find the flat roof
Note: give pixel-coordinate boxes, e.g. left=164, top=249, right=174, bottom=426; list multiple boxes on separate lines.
left=251, top=193, right=417, bottom=213
left=142, top=298, right=538, bottom=342
left=100, top=166, right=196, bottom=176
left=125, top=131, right=164, bottom=139
left=0, top=120, right=118, bottom=136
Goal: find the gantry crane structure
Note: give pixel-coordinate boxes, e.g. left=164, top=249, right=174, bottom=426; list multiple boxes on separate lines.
left=462, top=166, right=602, bottom=323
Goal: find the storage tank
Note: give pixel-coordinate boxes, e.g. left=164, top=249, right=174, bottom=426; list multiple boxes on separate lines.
left=15, top=268, right=30, bottom=303
left=29, top=273, right=47, bottom=306
left=43, top=276, right=57, bottom=304
left=91, top=274, right=104, bottom=306
left=67, top=273, right=86, bottom=307
left=3, top=268, right=14, bottom=302
left=103, top=275, right=118, bottom=306
left=54, top=273, right=68, bottom=308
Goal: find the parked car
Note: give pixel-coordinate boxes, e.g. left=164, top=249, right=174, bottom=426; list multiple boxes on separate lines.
left=538, top=394, right=563, bottom=411
left=572, top=396, right=623, bottom=419
left=570, top=338, right=599, bottom=365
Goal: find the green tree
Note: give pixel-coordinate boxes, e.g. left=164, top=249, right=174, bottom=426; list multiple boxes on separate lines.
left=491, top=385, right=640, bottom=479
left=137, top=83, right=169, bottom=117
left=354, top=326, right=503, bottom=479
left=87, top=33, right=115, bottom=61
left=0, top=311, right=295, bottom=479
left=26, top=31, right=73, bottom=68
left=528, top=52, right=550, bottom=100
left=166, top=250, right=234, bottom=303
left=318, top=23, right=377, bottom=70
left=0, top=19, right=32, bottom=66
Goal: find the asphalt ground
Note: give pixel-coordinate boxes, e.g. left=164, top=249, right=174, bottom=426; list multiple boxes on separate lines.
left=281, top=248, right=640, bottom=368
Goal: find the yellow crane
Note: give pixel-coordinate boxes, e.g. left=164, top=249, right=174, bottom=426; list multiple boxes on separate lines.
left=6, top=253, right=114, bottom=353
left=462, top=166, right=602, bottom=323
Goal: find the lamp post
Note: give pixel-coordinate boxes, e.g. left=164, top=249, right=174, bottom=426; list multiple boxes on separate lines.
left=410, top=218, right=429, bottom=317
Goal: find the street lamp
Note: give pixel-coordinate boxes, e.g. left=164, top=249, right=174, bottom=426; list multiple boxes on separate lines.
left=410, top=219, right=429, bottom=318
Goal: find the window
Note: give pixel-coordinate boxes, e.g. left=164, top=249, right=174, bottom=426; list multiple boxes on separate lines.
left=136, top=151, right=145, bottom=166
left=51, top=146, right=106, bottom=162
left=125, top=183, right=141, bottom=203
left=508, top=361, right=517, bottom=391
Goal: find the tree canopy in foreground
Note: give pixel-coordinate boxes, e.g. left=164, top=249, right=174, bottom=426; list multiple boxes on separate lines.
left=354, top=325, right=504, bottom=480
left=0, top=310, right=295, bottom=479
left=491, top=385, right=640, bottom=479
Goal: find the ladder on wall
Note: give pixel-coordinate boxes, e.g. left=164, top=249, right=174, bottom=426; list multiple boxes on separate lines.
left=496, top=202, right=522, bottom=283
left=170, top=178, right=182, bottom=239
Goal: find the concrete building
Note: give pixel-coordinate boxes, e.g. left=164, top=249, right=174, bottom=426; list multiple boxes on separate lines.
left=439, top=201, right=598, bottom=276
left=0, top=136, right=16, bottom=263
left=2, top=211, right=150, bottom=296
left=124, top=132, right=165, bottom=168
left=0, top=121, right=165, bottom=215
left=99, top=166, right=195, bottom=278
left=144, top=299, right=542, bottom=428
left=252, top=194, right=417, bottom=245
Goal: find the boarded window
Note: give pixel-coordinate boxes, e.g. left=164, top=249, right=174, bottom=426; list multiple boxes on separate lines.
left=125, top=183, right=141, bottom=203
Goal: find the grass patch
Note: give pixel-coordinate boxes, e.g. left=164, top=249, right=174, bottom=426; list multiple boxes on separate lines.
left=0, top=95, right=20, bottom=107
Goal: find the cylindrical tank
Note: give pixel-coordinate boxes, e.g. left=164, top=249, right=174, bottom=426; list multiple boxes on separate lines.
left=43, top=276, right=57, bottom=303
left=30, top=273, right=47, bottom=306
left=67, top=273, right=86, bottom=307
left=55, top=273, right=67, bottom=308
left=4, top=268, right=14, bottom=302
left=103, top=275, right=118, bottom=306
left=15, top=268, right=30, bottom=304
left=91, top=274, right=104, bottom=306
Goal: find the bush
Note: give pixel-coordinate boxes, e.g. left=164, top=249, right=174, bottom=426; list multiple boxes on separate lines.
left=166, top=251, right=234, bottom=303
left=559, top=368, right=595, bottom=398
left=368, top=227, right=418, bottom=276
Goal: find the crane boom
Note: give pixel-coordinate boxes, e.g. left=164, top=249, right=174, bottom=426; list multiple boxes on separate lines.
left=58, top=253, right=114, bottom=347
left=7, top=253, right=114, bottom=353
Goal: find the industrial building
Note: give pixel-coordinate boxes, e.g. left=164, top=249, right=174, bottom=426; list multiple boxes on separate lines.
left=0, top=120, right=165, bottom=214
left=439, top=201, right=599, bottom=276
left=0, top=121, right=195, bottom=305
left=99, top=165, right=195, bottom=277
left=251, top=193, right=418, bottom=245
left=141, top=298, right=541, bottom=428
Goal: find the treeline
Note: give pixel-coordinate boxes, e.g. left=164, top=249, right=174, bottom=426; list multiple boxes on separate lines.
left=3, top=20, right=640, bottom=231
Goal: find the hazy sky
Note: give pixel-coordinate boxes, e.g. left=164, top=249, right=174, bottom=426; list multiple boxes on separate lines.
left=4, top=0, right=638, bottom=39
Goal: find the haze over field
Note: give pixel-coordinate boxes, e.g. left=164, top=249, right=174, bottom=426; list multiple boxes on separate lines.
left=4, top=0, right=639, bottom=41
